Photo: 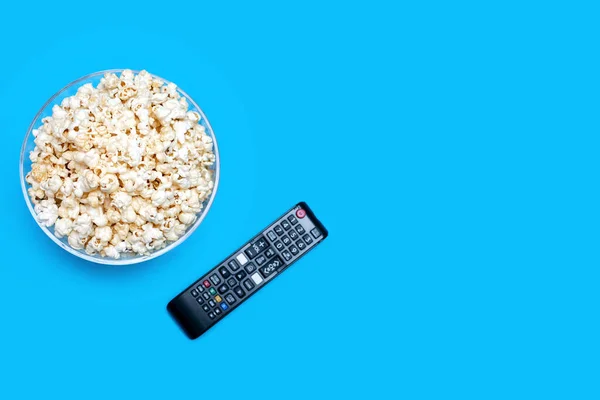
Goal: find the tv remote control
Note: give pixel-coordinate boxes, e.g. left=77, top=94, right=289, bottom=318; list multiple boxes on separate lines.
left=167, top=202, right=328, bottom=339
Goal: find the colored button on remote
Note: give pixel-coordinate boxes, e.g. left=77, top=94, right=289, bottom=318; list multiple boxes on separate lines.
left=296, top=209, right=306, bottom=218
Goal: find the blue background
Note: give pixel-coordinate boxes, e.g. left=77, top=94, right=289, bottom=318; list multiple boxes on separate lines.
left=0, top=1, right=598, bottom=399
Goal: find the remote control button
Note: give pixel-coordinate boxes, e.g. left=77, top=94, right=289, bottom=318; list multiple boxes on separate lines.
left=208, top=300, right=216, bottom=308
left=303, top=234, right=313, bottom=245
left=251, top=272, right=264, bottom=285
left=289, top=230, right=299, bottom=240
left=274, top=241, right=284, bottom=251
left=208, top=312, right=215, bottom=319
left=235, top=270, right=247, bottom=281
left=203, top=280, right=211, bottom=288
left=287, top=215, right=298, bottom=225
left=227, top=277, right=237, bottom=287
left=264, top=248, right=275, bottom=258
left=243, top=278, right=255, bottom=291
left=210, top=274, right=221, bottom=286
left=202, top=304, right=210, bottom=312
left=289, top=245, right=299, bottom=256
left=255, top=254, right=267, bottom=266
left=281, top=250, right=292, bottom=261
left=209, top=287, right=217, bottom=295
left=311, top=228, right=322, bottom=239
left=259, top=256, right=283, bottom=278
left=235, top=253, right=249, bottom=266
left=282, top=235, right=291, bottom=246
left=228, top=260, right=240, bottom=271
left=233, top=286, right=246, bottom=298
left=215, top=295, right=222, bottom=303
left=245, top=237, right=268, bottom=259
left=225, top=293, right=236, bottom=305
left=202, top=292, right=210, bottom=300
left=220, top=302, right=229, bottom=311
left=244, top=262, right=256, bottom=274
left=219, top=266, right=231, bottom=279
left=267, top=230, right=277, bottom=241
left=296, top=240, right=306, bottom=250
left=296, top=209, right=306, bottom=218
left=274, top=225, right=284, bottom=236
left=197, top=284, right=205, bottom=293
left=196, top=297, right=204, bottom=304
left=191, top=289, right=199, bottom=297
left=218, top=284, right=229, bottom=294
left=281, top=220, right=291, bottom=230
left=214, top=307, right=222, bottom=315
left=295, top=225, right=305, bottom=235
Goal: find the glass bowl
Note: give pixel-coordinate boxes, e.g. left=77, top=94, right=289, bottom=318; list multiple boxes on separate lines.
left=19, top=69, right=220, bottom=265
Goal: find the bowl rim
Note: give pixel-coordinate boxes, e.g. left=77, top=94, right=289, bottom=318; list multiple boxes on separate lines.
left=19, top=69, right=221, bottom=265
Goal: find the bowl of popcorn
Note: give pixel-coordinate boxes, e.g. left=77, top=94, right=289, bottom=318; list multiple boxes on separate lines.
left=20, top=69, right=220, bottom=265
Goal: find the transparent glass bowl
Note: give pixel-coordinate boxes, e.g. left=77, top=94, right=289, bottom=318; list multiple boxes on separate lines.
left=19, top=69, right=220, bottom=265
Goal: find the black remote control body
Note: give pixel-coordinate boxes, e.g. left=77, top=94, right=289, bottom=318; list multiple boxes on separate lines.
left=167, top=202, right=328, bottom=339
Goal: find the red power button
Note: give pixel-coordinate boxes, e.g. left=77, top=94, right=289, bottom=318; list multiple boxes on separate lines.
left=296, top=209, right=306, bottom=218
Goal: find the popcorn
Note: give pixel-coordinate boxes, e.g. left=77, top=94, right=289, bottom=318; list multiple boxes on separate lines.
left=68, top=231, right=87, bottom=250
left=54, top=217, right=73, bottom=238
left=26, top=70, right=215, bottom=259
left=94, top=226, right=113, bottom=243
left=73, top=214, right=94, bottom=238
left=104, top=245, right=120, bottom=259
left=99, top=174, right=119, bottom=193
left=34, top=200, right=59, bottom=227
left=178, top=212, right=196, bottom=225
left=111, top=192, right=133, bottom=210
